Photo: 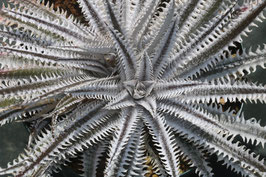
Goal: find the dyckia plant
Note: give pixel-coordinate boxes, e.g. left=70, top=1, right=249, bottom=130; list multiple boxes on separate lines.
left=0, top=0, right=266, bottom=176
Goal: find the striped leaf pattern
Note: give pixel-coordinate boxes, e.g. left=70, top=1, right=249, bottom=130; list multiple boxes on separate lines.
left=0, top=0, right=266, bottom=177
